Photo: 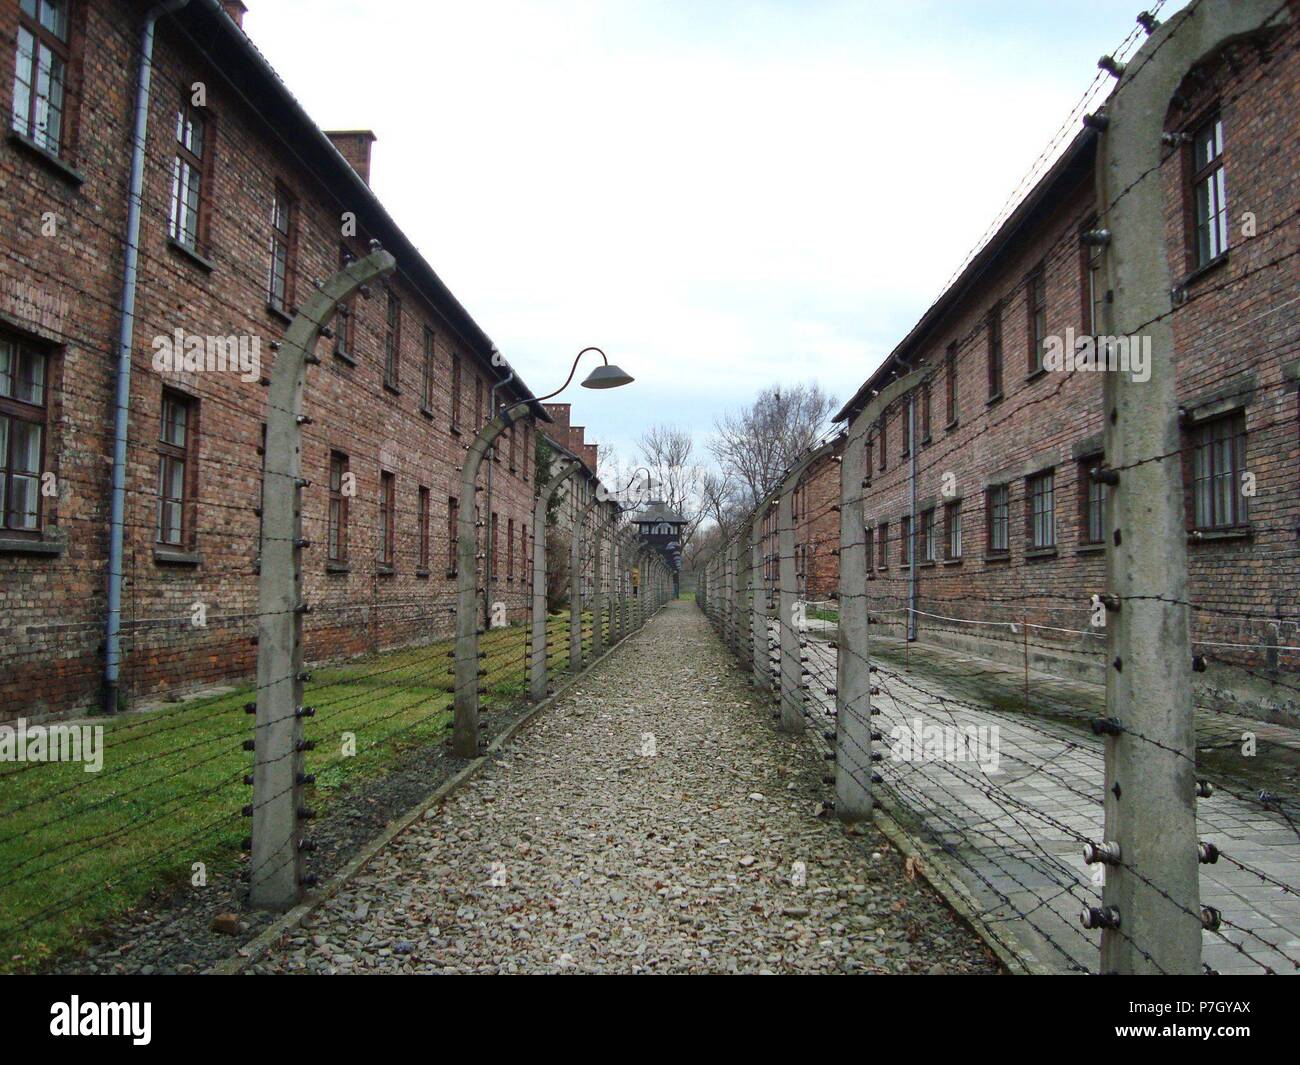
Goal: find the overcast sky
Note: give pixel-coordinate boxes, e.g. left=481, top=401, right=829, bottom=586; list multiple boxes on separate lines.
left=245, top=0, right=1187, bottom=465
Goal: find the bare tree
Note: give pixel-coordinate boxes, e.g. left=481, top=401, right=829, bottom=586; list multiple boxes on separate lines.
left=636, top=424, right=705, bottom=547
left=709, top=382, right=837, bottom=509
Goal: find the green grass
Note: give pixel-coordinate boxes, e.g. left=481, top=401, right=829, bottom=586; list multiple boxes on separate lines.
left=0, top=615, right=591, bottom=973
left=808, top=608, right=840, bottom=623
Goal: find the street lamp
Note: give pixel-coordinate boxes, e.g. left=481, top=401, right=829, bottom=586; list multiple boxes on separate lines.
left=453, top=346, right=632, bottom=757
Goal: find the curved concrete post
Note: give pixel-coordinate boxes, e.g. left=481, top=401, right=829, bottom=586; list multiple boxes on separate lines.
left=751, top=510, right=768, bottom=689
left=835, top=370, right=920, bottom=822
left=530, top=456, right=579, bottom=702
left=251, top=246, right=396, bottom=911
left=568, top=488, right=585, bottom=674
left=1093, top=0, right=1287, bottom=974
left=455, top=400, right=534, bottom=756
left=591, top=505, right=609, bottom=656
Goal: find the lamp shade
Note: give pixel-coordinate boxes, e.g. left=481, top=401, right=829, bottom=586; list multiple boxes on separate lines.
left=580, top=363, right=635, bottom=389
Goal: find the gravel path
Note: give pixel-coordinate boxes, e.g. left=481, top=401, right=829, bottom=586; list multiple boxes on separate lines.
left=253, top=601, right=999, bottom=974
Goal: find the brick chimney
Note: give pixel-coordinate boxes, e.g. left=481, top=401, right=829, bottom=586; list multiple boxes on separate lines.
left=325, top=130, right=377, bottom=186
left=221, top=1, right=248, bottom=28
left=583, top=443, right=599, bottom=474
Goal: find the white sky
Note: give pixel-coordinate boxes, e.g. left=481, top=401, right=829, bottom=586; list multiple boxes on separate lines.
left=244, top=0, right=1188, bottom=463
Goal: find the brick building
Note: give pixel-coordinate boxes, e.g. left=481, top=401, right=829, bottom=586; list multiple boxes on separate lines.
left=0, top=0, right=559, bottom=720
left=834, top=9, right=1299, bottom=721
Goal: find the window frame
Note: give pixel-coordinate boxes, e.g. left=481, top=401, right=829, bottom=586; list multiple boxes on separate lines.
left=1188, top=111, right=1228, bottom=271
left=167, top=96, right=210, bottom=253
left=383, top=289, right=401, bottom=391
left=446, top=494, right=459, bottom=576
left=1026, top=263, right=1047, bottom=375
left=1189, top=412, right=1248, bottom=531
left=985, top=483, right=1010, bottom=557
left=986, top=302, right=1003, bottom=401
left=944, top=499, right=962, bottom=560
left=0, top=332, right=51, bottom=536
left=267, top=183, right=297, bottom=314
left=944, top=341, right=958, bottom=427
left=155, top=389, right=195, bottom=548
left=12, top=0, right=72, bottom=157
left=1079, top=458, right=1105, bottom=545
left=417, top=485, right=430, bottom=572
left=328, top=451, right=349, bottom=564
left=378, top=470, right=396, bottom=568
left=1026, top=469, right=1056, bottom=551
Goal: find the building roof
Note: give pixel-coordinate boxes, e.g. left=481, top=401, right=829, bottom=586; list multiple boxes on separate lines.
left=629, top=500, right=687, bottom=525
left=833, top=128, right=1098, bottom=423
left=174, top=1, right=550, bottom=422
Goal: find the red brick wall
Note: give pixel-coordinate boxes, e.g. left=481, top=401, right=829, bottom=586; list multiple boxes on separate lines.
left=0, top=0, right=539, bottom=719
left=842, top=22, right=1299, bottom=718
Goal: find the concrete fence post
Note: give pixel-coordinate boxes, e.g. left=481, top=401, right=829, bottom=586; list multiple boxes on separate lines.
left=592, top=508, right=607, bottom=657
left=777, top=475, right=803, bottom=732
left=251, top=246, right=396, bottom=911
left=1090, top=0, right=1287, bottom=973
left=530, top=456, right=578, bottom=702
left=751, top=513, right=767, bottom=689
left=568, top=487, right=584, bottom=675
left=835, top=370, right=920, bottom=821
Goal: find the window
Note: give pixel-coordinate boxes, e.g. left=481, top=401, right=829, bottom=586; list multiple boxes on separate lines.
left=920, top=380, right=931, bottom=443
left=1027, top=470, right=1055, bottom=550
left=1082, top=214, right=1104, bottom=336
left=267, top=184, right=295, bottom=313
left=1079, top=460, right=1105, bottom=544
left=421, top=326, right=435, bottom=410
left=156, top=391, right=194, bottom=546
left=446, top=495, right=458, bottom=575
left=900, top=514, right=911, bottom=567
left=1027, top=264, right=1047, bottom=373
left=878, top=415, right=887, bottom=471
left=490, top=511, right=498, bottom=580
left=863, top=431, right=873, bottom=480
left=168, top=101, right=207, bottom=251
left=417, top=486, right=430, bottom=571
left=877, top=521, right=887, bottom=569
left=986, top=303, right=1003, bottom=399
left=0, top=334, right=49, bottom=533
left=920, top=507, right=937, bottom=563
left=12, top=0, right=70, bottom=155
left=451, top=354, right=462, bottom=430
left=383, top=290, right=401, bottom=390
left=901, top=401, right=911, bottom=457
left=986, top=484, right=1009, bottom=555
left=1190, top=114, right=1228, bottom=269
left=522, top=422, right=530, bottom=481
left=1190, top=413, right=1247, bottom=530
left=521, top=523, right=529, bottom=584
left=508, top=422, right=517, bottom=471
left=328, top=452, right=348, bottom=563
left=945, top=341, right=958, bottom=426
left=506, top=517, right=514, bottom=579
left=863, top=525, right=874, bottom=577
left=334, top=246, right=355, bottom=358
left=378, top=471, right=395, bottom=566
left=944, top=500, right=962, bottom=560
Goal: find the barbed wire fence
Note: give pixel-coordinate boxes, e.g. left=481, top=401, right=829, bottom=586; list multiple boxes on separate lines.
left=698, top=0, right=1299, bottom=976
left=0, top=239, right=667, bottom=970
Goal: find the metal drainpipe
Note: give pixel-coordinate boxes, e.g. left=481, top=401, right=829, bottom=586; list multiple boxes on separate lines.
left=907, top=390, right=918, bottom=642
left=104, top=0, right=192, bottom=715
left=483, top=368, right=515, bottom=627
